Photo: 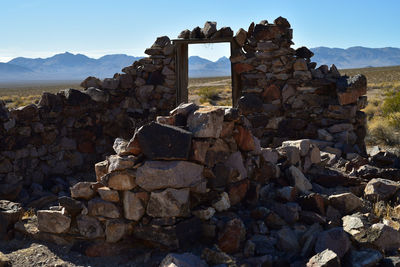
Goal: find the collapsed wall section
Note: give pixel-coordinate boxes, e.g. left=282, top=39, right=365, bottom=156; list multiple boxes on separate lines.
left=0, top=37, right=178, bottom=201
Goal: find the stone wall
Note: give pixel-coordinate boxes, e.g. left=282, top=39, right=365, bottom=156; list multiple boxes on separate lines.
left=0, top=37, right=177, bottom=201
left=0, top=17, right=367, bottom=208
left=35, top=104, right=322, bottom=249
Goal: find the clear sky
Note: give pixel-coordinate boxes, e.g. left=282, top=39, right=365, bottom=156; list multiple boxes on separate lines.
left=1, top=0, right=400, bottom=62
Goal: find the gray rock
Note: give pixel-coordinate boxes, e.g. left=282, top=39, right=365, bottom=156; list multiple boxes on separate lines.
left=88, top=198, right=120, bottom=219
left=105, top=219, right=127, bottom=243
left=364, top=178, right=400, bottom=201
left=287, top=166, right=312, bottom=193
left=277, top=226, right=300, bottom=252
left=136, top=161, right=203, bottom=191
left=187, top=107, right=224, bottom=138
left=202, top=21, right=217, bottom=38
left=278, top=146, right=300, bottom=165
left=85, top=87, right=109, bottom=102
left=37, top=209, right=71, bottom=234
left=70, top=182, right=96, bottom=200
left=368, top=223, right=400, bottom=251
left=136, top=122, right=192, bottom=160
left=307, top=249, right=340, bottom=267
left=178, top=29, right=190, bottom=39
left=58, top=196, right=83, bottom=217
left=123, top=191, right=147, bottom=221
left=97, top=187, right=119, bottom=202
left=282, top=139, right=311, bottom=156
left=77, top=215, right=104, bottom=239
left=346, top=249, right=382, bottom=267
left=107, top=155, right=136, bottom=172
left=146, top=188, right=190, bottom=218
left=261, top=148, right=279, bottom=164
left=112, top=138, right=129, bottom=155
left=102, top=170, right=136, bottom=191
left=328, top=193, right=363, bottom=214
left=318, top=129, right=334, bottom=142
left=169, top=102, right=198, bottom=117
left=315, top=227, right=351, bottom=258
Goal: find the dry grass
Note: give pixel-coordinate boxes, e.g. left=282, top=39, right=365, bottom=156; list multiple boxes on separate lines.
left=340, top=66, right=400, bottom=147
left=0, top=81, right=81, bottom=109
left=188, top=76, right=232, bottom=106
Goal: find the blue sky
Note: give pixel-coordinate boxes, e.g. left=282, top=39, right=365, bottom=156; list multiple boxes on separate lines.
left=1, top=0, right=399, bottom=62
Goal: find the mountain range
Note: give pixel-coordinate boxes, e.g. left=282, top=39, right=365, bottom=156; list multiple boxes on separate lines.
left=1, top=46, right=400, bottom=81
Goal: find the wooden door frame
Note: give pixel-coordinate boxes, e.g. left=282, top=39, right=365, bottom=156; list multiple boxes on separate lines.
left=172, top=37, right=241, bottom=107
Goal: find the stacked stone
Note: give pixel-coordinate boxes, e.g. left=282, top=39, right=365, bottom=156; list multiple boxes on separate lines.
left=30, top=104, right=400, bottom=265
left=178, top=21, right=233, bottom=39
left=0, top=36, right=178, bottom=203
left=201, top=17, right=368, bottom=158
left=35, top=103, right=322, bottom=249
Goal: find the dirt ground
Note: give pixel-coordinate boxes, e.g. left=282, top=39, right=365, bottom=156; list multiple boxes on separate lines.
left=0, top=237, right=169, bottom=267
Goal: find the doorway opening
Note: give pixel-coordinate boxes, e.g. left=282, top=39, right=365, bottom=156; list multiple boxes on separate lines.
left=188, top=43, right=232, bottom=106
left=172, top=37, right=241, bottom=107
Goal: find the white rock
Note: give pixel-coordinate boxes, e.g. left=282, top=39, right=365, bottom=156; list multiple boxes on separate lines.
left=212, top=192, right=231, bottom=212
left=287, top=166, right=312, bottom=193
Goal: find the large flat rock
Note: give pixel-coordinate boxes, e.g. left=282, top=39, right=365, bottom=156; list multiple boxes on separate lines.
left=136, top=161, right=204, bottom=191
left=136, top=122, right=192, bottom=160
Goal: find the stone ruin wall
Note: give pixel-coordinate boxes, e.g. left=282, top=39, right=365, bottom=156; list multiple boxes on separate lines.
left=0, top=16, right=367, bottom=209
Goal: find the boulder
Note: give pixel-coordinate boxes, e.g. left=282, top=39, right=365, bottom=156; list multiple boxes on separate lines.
left=187, top=106, right=224, bottom=138
left=95, top=160, right=108, bottom=181
left=101, top=170, right=136, bottom=191
left=146, top=188, right=190, bottom=218
left=85, top=87, right=109, bottom=102
left=97, top=187, right=119, bottom=202
left=336, top=74, right=367, bottom=105
left=235, top=28, right=247, bottom=46
left=70, top=182, right=96, bottom=200
left=282, top=139, right=311, bottom=156
left=37, top=209, right=71, bottom=234
left=88, top=198, right=120, bottom=219
left=136, top=122, right=192, bottom=160
left=123, top=191, right=148, bottom=221
left=287, top=166, right=312, bottom=193
left=315, top=227, right=351, bottom=258
left=306, top=249, right=340, bottom=267
left=345, top=249, right=382, bottom=267
left=364, top=178, right=400, bottom=201
left=77, top=215, right=104, bottom=239
left=218, top=218, right=246, bottom=254
left=136, top=161, right=203, bottom=191
left=368, top=223, right=400, bottom=251
left=107, top=155, right=136, bottom=172
left=58, top=196, right=83, bottom=217
left=202, top=21, right=217, bottom=38
left=328, top=193, right=363, bottom=214
left=105, top=219, right=128, bottom=243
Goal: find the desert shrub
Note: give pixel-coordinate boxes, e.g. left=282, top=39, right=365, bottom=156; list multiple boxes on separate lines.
left=363, top=97, right=381, bottom=119
left=198, top=86, right=220, bottom=104
left=382, top=89, right=400, bottom=116
left=367, top=117, right=400, bottom=146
